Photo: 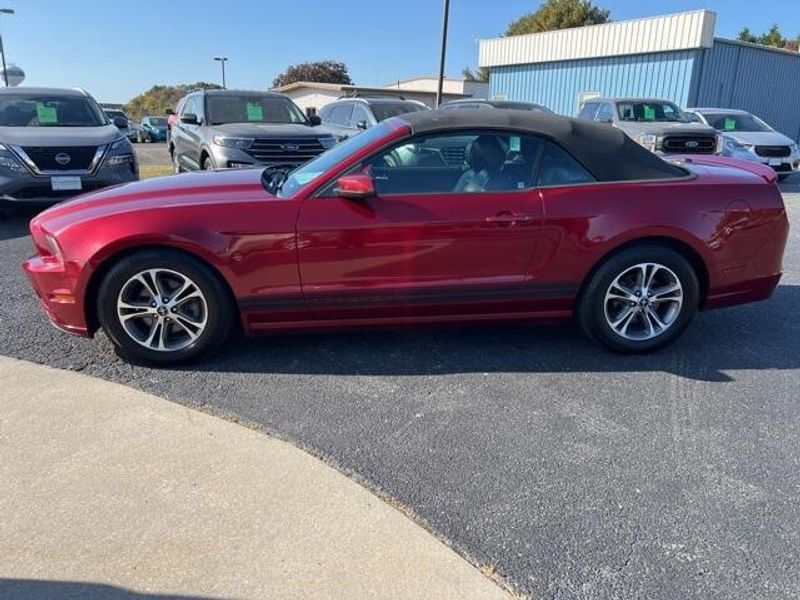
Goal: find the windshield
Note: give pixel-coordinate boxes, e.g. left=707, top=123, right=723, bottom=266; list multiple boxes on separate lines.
left=206, top=95, right=307, bottom=125
left=496, top=101, right=553, bottom=113
left=0, top=95, right=108, bottom=127
left=149, top=117, right=167, bottom=127
left=617, top=101, right=689, bottom=123
left=371, top=102, right=426, bottom=122
left=703, top=112, right=772, bottom=133
left=277, top=122, right=396, bottom=198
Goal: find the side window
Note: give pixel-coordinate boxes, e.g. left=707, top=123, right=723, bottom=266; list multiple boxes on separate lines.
left=331, top=103, right=353, bottom=126
left=536, top=141, right=595, bottom=187
left=350, top=104, right=370, bottom=127
left=360, top=131, right=544, bottom=195
left=595, top=103, right=614, bottom=122
left=179, top=96, right=193, bottom=116
left=578, top=102, right=599, bottom=120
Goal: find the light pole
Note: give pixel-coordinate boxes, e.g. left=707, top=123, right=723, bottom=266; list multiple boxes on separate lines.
left=214, top=57, right=228, bottom=89
left=0, top=8, right=14, bottom=88
left=435, top=0, right=450, bottom=107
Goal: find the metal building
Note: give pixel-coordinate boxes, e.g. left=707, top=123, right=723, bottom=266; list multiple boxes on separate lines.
left=478, top=10, right=800, bottom=141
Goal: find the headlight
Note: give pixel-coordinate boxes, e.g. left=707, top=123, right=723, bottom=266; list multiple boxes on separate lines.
left=638, top=133, right=658, bottom=152
left=44, top=234, right=64, bottom=264
left=0, top=144, right=26, bottom=172
left=320, top=136, right=338, bottom=150
left=791, top=144, right=799, bottom=155
left=213, top=135, right=254, bottom=149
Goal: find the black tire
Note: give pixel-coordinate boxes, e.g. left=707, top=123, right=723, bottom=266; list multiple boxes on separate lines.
left=97, top=249, right=233, bottom=366
left=201, top=154, right=213, bottom=170
left=172, top=150, right=182, bottom=174
left=577, top=244, right=699, bottom=354
left=135, top=132, right=141, bottom=143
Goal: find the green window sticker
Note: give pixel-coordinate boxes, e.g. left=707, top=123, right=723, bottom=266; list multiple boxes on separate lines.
left=509, top=135, right=521, bottom=152
left=643, top=105, right=656, bottom=121
left=246, top=102, right=263, bottom=121
left=724, top=117, right=737, bottom=131
left=36, top=103, right=58, bottom=124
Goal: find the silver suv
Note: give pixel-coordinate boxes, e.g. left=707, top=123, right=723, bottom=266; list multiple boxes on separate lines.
left=319, top=97, right=427, bottom=140
left=170, top=89, right=337, bottom=172
left=0, top=87, right=138, bottom=212
left=577, top=97, right=719, bottom=155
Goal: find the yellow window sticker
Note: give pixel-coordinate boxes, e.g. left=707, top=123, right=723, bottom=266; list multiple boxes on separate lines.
left=246, top=102, right=263, bottom=121
left=36, top=103, right=58, bottom=124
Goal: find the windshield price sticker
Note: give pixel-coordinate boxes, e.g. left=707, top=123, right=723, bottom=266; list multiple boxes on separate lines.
left=36, top=103, right=58, bottom=124
left=643, top=105, right=656, bottom=121
left=724, top=118, right=737, bottom=131
left=246, top=102, right=264, bottom=121
left=509, top=135, right=521, bottom=152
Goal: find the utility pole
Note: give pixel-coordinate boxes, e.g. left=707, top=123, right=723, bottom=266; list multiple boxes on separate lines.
left=214, top=56, right=228, bottom=89
left=0, top=8, right=14, bottom=88
left=435, top=0, right=450, bottom=108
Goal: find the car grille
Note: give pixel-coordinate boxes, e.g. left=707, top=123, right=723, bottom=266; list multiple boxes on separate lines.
left=21, top=146, right=99, bottom=171
left=441, top=146, right=467, bottom=166
left=755, top=145, right=791, bottom=158
left=661, top=136, right=717, bottom=154
left=244, top=138, right=326, bottom=164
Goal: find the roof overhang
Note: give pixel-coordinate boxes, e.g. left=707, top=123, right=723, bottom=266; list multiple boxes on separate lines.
left=478, top=10, right=716, bottom=68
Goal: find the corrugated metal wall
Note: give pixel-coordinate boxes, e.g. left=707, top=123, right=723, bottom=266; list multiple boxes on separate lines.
left=695, top=40, right=800, bottom=142
left=490, top=50, right=699, bottom=116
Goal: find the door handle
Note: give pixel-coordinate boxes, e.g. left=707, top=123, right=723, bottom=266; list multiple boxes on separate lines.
left=485, top=212, right=534, bottom=226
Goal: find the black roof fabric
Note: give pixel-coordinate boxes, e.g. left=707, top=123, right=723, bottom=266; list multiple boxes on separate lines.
left=397, top=109, right=687, bottom=182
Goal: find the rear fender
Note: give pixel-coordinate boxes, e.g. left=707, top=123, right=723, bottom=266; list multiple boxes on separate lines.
left=673, top=155, right=778, bottom=184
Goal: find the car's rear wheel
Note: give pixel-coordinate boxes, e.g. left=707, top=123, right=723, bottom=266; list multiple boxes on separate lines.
left=577, top=245, right=699, bottom=353
left=97, top=249, right=233, bottom=365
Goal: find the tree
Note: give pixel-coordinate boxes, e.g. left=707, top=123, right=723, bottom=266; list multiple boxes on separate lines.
left=737, top=23, right=800, bottom=50
left=124, top=82, right=221, bottom=120
left=506, top=0, right=610, bottom=37
left=462, top=66, right=490, bottom=83
left=272, top=61, right=352, bottom=88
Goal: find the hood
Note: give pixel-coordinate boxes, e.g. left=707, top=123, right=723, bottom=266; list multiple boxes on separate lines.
left=618, top=121, right=717, bottom=136
left=0, top=124, right=123, bottom=147
left=37, top=168, right=273, bottom=233
left=210, top=122, right=334, bottom=139
left=721, top=130, right=796, bottom=147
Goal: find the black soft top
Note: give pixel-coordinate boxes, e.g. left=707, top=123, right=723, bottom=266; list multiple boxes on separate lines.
left=396, top=109, right=688, bottom=182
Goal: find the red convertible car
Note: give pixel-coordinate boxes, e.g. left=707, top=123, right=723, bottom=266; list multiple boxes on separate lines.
left=24, top=110, right=788, bottom=365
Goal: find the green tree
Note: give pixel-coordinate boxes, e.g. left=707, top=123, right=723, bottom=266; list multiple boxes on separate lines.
left=462, top=66, right=490, bottom=83
left=737, top=23, right=799, bottom=50
left=124, top=82, right=221, bottom=120
left=506, top=0, right=610, bottom=37
left=737, top=27, right=758, bottom=44
left=272, top=61, right=352, bottom=88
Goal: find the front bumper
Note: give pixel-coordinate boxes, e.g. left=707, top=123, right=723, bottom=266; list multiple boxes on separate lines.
left=0, top=162, right=137, bottom=206
left=23, top=255, right=89, bottom=336
left=723, top=149, right=800, bottom=174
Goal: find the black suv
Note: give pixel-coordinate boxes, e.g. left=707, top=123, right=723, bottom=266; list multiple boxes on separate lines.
left=319, top=97, right=428, bottom=140
left=169, top=89, right=338, bottom=172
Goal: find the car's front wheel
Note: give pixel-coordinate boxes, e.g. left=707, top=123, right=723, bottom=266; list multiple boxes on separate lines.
left=578, top=245, right=699, bottom=353
left=97, top=249, right=233, bottom=365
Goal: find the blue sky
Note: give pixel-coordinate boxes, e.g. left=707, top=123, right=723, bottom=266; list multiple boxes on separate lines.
left=2, top=0, right=798, bottom=103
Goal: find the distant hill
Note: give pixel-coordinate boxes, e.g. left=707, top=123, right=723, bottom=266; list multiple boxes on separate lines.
left=124, top=82, right=222, bottom=120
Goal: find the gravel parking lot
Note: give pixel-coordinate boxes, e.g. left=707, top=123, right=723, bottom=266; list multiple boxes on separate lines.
left=1, top=175, right=799, bottom=599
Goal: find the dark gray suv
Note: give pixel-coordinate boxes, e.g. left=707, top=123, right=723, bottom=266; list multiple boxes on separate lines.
left=0, top=87, right=138, bottom=211
left=169, top=89, right=338, bottom=172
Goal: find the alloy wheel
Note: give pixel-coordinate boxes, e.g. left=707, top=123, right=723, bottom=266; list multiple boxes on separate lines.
left=116, top=268, right=208, bottom=352
left=603, top=262, right=683, bottom=341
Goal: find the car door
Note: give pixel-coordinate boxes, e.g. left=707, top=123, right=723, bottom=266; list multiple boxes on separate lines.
left=295, top=130, right=546, bottom=320
left=176, top=94, right=204, bottom=170
left=173, top=95, right=197, bottom=169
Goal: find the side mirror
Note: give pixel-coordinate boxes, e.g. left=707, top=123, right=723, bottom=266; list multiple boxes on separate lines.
left=356, top=120, right=369, bottom=131
left=181, top=113, right=199, bottom=125
left=308, top=114, right=322, bottom=126
left=112, top=116, right=128, bottom=129
left=333, top=174, right=375, bottom=200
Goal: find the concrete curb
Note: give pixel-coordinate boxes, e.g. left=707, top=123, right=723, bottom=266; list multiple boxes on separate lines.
left=0, top=357, right=512, bottom=600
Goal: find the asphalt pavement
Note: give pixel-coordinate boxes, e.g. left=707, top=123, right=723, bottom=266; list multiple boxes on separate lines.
left=133, top=141, right=170, bottom=167
left=1, top=176, right=799, bottom=599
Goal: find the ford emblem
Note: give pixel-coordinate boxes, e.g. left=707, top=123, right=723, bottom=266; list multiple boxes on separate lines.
left=55, top=152, right=71, bottom=165
left=685, top=141, right=699, bottom=149
left=281, top=143, right=300, bottom=152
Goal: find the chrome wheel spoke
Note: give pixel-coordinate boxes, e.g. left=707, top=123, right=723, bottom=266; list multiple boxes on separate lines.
left=173, top=315, right=202, bottom=341
left=611, top=307, right=637, bottom=335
